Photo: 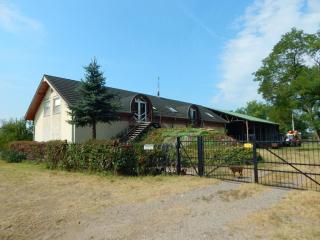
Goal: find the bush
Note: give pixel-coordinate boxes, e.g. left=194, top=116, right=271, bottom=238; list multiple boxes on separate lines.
left=0, top=119, right=33, bottom=151
left=1, top=150, right=26, bottom=163
left=45, top=140, right=67, bottom=169
left=206, top=146, right=262, bottom=165
left=64, top=141, right=115, bottom=172
left=45, top=140, right=138, bottom=175
left=135, top=144, right=175, bottom=175
left=114, top=145, right=138, bottom=175
left=9, top=141, right=46, bottom=161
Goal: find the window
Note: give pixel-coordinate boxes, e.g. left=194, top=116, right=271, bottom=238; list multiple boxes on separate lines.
left=190, top=108, right=197, bottom=120
left=53, top=97, right=61, bottom=114
left=166, top=106, right=178, bottom=113
left=205, top=112, right=215, bottom=118
left=44, top=100, right=51, bottom=116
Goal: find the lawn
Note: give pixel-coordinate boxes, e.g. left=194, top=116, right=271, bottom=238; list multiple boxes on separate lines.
left=0, top=160, right=217, bottom=240
left=1, top=160, right=320, bottom=240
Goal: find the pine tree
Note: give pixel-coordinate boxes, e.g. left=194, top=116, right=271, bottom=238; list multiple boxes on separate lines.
left=69, top=58, right=119, bottom=139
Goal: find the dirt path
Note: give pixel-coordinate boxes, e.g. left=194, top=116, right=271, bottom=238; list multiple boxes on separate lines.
left=0, top=161, right=293, bottom=240
left=60, top=182, right=289, bottom=240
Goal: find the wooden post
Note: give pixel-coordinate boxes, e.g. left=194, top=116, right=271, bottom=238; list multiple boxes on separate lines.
left=246, top=120, right=249, bottom=142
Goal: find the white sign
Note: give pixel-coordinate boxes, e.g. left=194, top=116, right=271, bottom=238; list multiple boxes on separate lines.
left=144, top=144, right=154, bottom=150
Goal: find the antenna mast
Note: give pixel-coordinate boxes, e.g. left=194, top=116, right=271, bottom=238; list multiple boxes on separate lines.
left=157, top=76, right=160, bottom=97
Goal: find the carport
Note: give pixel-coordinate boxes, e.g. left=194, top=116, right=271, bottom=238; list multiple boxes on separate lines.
left=210, top=109, right=280, bottom=141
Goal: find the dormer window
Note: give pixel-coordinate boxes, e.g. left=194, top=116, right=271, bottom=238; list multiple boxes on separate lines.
left=190, top=108, right=197, bottom=120
left=53, top=97, right=61, bottom=114
left=44, top=100, right=51, bottom=116
left=189, top=106, right=199, bottom=126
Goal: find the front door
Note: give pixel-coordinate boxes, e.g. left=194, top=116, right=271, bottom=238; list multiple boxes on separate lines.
left=134, top=99, right=147, bottom=122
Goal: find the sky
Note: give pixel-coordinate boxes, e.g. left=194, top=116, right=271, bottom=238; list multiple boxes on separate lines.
left=0, top=0, right=320, bottom=120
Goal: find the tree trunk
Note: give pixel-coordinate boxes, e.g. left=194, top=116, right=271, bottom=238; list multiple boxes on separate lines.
left=92, top=120, right=96, bottom=139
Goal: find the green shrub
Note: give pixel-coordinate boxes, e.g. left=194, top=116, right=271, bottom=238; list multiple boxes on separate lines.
left=1, top=150, right=26, bottom=163
left=64, top=141, right=115, bottom=172
left=135, top=144, right=176, bottom=175
left=0, top=119, right=33, bottom=151
left=9, top=141, right=46, bottom=161
left=53, top=140, right=138, bottom=175
left=113, top=145, right=138, bottom=175
left=45, top=140, right=67, bottom=169
left=205, top=146, right=262, bottom=165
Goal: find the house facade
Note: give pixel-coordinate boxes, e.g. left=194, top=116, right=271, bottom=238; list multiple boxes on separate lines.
left=25, top=75, right=227, bottom=143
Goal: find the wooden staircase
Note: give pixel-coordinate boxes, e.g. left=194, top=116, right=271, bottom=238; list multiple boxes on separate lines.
left=125, top=121, right=152, bottom=142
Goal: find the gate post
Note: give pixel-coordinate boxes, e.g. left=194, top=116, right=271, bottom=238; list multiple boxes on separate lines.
left=176, top=137, right=181, bottom=175
left=252, top=135, right=259, bottom=183
left=197, top=136, right=204, bottom=176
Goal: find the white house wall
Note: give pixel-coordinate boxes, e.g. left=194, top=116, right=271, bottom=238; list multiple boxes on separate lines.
left=75, top=121, right=129, bottom=143
left=34, top=86, right=72, bottom=142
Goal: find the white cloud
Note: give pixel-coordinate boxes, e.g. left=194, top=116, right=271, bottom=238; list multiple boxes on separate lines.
left=213, top=0, right=320, bottom=110
left=0, top=2, right=42, bottom=33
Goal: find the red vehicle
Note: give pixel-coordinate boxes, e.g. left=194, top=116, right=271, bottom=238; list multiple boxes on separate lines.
left=284, top=130, right=301, bottom=147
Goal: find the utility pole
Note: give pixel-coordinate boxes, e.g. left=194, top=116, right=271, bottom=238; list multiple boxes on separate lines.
left=292, top=112, right=295, bottom=131
left=157, top=76, right=160, bottom=97
left=157, top=76, right=162, bottom=125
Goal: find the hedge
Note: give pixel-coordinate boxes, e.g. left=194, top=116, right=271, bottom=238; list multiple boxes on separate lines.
left=51, top=142, right=174, bottom=175
left=9, top=141, right=46, bottom=161
left=5, top=140, right=260, bottom=175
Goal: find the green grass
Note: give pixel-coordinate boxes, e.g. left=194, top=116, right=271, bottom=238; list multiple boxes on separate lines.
left=139, top=127, right=227, bottom=144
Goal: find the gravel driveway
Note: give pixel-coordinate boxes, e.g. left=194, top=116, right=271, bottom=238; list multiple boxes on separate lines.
left=60, top=181, right=289, bottom=240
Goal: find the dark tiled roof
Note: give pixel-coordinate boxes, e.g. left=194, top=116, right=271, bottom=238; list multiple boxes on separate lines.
left=44, top=74, right=227, bottom=124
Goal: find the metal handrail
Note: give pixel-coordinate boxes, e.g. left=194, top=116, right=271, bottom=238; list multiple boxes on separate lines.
left=134, top=112, right=147, bottom=122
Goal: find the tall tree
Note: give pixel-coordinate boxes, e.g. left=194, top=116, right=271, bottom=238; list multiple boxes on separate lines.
left=0, top=119, right=33, bottom=150
left=235, top=100, right=269, bottom=120
left=69, top=59, right=119, bottom=139
left=254, top=28, right=320, bottom=139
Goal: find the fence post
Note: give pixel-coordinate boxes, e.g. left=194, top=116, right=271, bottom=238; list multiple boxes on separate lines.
left=176, top=137, right=181, bottom=175
left=197, top=136, right=204, bottom=176
left=252, top=134, right=259, bottom=183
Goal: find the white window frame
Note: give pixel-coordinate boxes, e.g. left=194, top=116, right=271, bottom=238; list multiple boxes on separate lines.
left=134, top=98, right=148, bottom=122
left=53, top=97, right=61, bottom=114
left=43, top=100, right=51, bottom=117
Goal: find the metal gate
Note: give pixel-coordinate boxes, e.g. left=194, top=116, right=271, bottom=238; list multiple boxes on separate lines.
left=177, top=137, right=198, bottom=175
left=256, top=140, right=320, bottom=191
left=175, top=136, right=320, bottom=191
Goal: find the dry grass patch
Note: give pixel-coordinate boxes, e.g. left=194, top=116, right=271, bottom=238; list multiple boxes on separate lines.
left=215, top=183, right=266, bottom=202
left=230, top=190, right=320, bottom=240
left=0, top=160, right=218, bottom=240
left=198, top=183, right=266, bottom=202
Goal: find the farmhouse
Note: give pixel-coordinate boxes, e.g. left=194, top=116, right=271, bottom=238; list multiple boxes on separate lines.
left=25, top=75, right=228, bottom=142
left=25, top=75, right=279, bottom=143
